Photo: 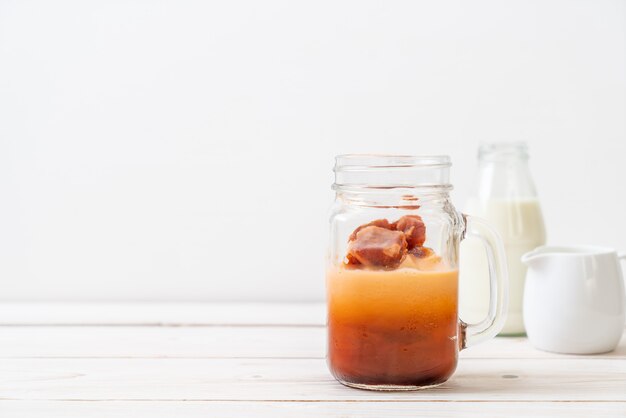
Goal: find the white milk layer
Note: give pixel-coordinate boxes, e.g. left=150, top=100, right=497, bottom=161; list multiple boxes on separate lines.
left=459, top=198, right=546, bottom=335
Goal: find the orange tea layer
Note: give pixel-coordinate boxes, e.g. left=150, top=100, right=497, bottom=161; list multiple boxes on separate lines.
left=327, top=264, right=459, bottom=386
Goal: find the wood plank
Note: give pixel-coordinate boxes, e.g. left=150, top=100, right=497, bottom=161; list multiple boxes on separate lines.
left=1, top=401, right=625, bottom=418
left=0, top=326, right=624, bottom=360
left=0, top=302, right=326, bottom=326
left=0, top=326, right=323, bottom=359
left=0, top=358, right=624, bottom=401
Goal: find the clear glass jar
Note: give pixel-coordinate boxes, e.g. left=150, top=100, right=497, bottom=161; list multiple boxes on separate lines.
left=326, top=154, right=509, bottom=390
left=460, top=142, right=546, bottom=335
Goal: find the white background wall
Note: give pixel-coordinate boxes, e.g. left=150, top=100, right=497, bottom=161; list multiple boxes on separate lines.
left=1, top=0, right=625, bottom=301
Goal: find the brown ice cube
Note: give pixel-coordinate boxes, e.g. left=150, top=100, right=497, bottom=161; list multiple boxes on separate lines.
left=348, top=219, right=393, bottom=242
left=408, top=246, right=434, bottom=258
left=398, top=247, right=444, bottom=270
left=393, top=215, right=426, bottom=249
left=344, top=253, right=361, bottom=268
left=347, top=226, right=407, bottom=268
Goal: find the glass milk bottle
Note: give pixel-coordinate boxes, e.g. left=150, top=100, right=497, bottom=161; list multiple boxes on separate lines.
left=459, top=142, right=546, bottom=335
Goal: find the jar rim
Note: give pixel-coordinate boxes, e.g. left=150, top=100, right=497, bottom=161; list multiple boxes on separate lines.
left=333, top=154, right=452, bottom=191
left=334, top=154, right=452, bottom=171
left=332, top=184, right=453, bottom=192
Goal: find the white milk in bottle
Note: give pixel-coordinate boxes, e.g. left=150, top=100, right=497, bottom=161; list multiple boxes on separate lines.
left=459, top=143, right=546, bottom=335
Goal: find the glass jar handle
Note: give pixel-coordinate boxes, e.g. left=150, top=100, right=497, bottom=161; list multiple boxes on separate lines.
left=459, top=214, right=509, bottom=349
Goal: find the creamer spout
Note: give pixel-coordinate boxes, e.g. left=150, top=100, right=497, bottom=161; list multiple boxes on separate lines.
left=521, top=246, right=548, bottom=267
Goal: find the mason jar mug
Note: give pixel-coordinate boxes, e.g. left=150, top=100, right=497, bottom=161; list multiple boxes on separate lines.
left=326, top=155, right=509, bottom=390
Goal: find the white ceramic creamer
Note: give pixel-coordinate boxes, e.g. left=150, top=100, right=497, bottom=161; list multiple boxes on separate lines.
left=522, top=246, right=626, bottom=354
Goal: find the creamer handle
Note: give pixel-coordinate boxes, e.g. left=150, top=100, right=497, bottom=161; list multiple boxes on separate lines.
left=459, top=214, right=509, bottom=349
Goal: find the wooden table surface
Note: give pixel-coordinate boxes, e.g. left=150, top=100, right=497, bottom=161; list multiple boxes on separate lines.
left=0, top=302, right=625, bottom=417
